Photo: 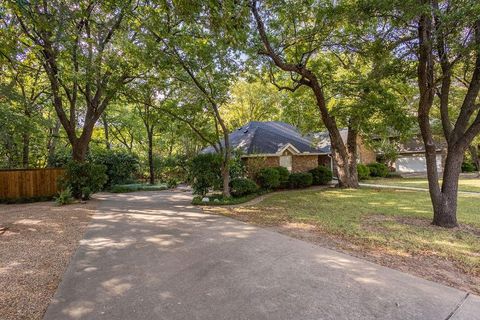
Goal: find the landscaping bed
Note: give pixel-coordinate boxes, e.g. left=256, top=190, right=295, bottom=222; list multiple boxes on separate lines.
left=204, top=187, right=480, bottom=294
left=0, top=200, right=96, bottom=319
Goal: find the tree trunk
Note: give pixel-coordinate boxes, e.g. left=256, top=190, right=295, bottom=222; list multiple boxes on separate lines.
left=71, top=140, right=89, bottom=162
left=22, top=132, right=29, bottom=168
left=47, top=120, right=61, bottom=167
left=102, top=114, right=111, bottom=150
left=221, top=154, right=231, bottom=197
left=147, top=128, right=155, bottom=185
left=431, top=151, right=463, bottom=227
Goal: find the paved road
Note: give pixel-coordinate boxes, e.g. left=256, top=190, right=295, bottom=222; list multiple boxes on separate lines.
left=44, top=191, right=480, bottom=320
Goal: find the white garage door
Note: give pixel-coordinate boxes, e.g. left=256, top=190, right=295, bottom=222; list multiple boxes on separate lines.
left=395, top=155, right=442, bottom=173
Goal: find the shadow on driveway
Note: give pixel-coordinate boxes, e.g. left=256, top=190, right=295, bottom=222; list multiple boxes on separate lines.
left=44, top=191, right=480, bottom=320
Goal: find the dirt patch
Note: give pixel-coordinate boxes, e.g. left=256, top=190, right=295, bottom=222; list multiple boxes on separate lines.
left=0, top=199, right=96, bottom=320
left=206, top=206, right=480, bottom=295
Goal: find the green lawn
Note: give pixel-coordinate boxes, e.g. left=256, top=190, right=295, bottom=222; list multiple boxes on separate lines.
left=109, top=183, right=168, bottom=193
left=363, top=177, right=480, bottom=193
left=213, top=187, right=480, bottom=286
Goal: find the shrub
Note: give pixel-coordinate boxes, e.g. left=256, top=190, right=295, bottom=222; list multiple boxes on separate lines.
left=357, top=164, right=370, bottom=180
left=271, top=166, right=290, bottom=188
left=309, top=166, right=333, bottom=185
left=90, top=150, right=139, bottom=187
left=55, top=187, right=73, bottom=205
left=288, top=172, right=313, bottom=189
left=189, top=153, right=223, bottom=196
left=61, top=161, right=107, bottom=199
left=153, top=155, right=189, bottom=183
left=167, top=178, right=178, bottom=189
left=367, top=163, right=389, bottom=178
left=462, top=162, right=476, bottom=173
left=256, top=167, right=280, bottom=189
left=230, top=178, right=259, bottom=197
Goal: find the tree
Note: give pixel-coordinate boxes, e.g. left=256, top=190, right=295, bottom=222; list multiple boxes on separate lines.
left=416, top=0, right=480, bottom=227
left=9, top=0, right=138, bottom=161
left=140, top=1, right=249, bottom=196
left=249, top=0, right=413, bottom=187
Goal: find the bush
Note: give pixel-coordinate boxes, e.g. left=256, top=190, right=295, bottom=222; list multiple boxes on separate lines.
left=367, top=163, right=389, bottom=178
left=462, top=162, right=476, bottom=173
left=288, top=172, right=313, bottom=189
left=230, top=178, right=259, bottom=197
left=61, top=161, right=107, bottom=199
left=357, top=164, right=370, bottom=180
left=256, top=167, right=280, bottom=189
left=271, top=166, right=290, bottom=188
left=189, top=153, right=223, bottom=196
left=153, top=155, right=189, bottom=183
left=309, top=166, right=333, bottom=185
left=167, top=178, right=178, bottom=189
left=55, top=187, right=74, bottom=205
left=90, top=150, right=139, bottom=187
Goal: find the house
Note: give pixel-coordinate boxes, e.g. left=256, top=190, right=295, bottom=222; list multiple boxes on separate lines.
left=202, top=121, right=332, bottom=175
left=202, top=121, right=446, bottom=175
left=313, top=130, right=447, bottom=174
left=389, top=136, right=446, bottom=173
left=309, top=129, right=377, bottom=166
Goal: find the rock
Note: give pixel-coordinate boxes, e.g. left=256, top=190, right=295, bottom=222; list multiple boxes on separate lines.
left=201, top=197, right=210, bottom=203
left=213, top=199, right=220, bottom=203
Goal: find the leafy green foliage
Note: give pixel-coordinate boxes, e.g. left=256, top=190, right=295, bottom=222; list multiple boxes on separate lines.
left=90, top=150, right=139, bottom=187
left=61, top=161, right=108, bottom=199
left=367, top=163, right=389, bottom=178
left=462, top=162, right=476, bottom=173
left=153, top=155, right=189, bottom=183
left=309, top=166, right=333, bottom=185
left=167, top=178, right=178, bottom=189
left=357, top=164, right=371, bottom=180
left=288, top=172, right=313, bottom=189
left=271, top=166, right=290, bottom=188
left=256, top=167, right=280, bottom=190
left=189, top=153, right=223, bottom=196
left=230, top=178, right=259, bottom=197
left=55, top=187, right=74, bottom=205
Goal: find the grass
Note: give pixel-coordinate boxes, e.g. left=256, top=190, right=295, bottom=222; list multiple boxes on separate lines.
left=109, top=183, right=168, bottom=193
left=192, top=192, right=264, bottom=206
left=363, top=177, right=480, bottom=193
left=210, top=187, right=480, bottom=291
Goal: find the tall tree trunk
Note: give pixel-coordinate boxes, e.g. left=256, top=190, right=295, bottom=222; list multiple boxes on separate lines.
left=47, top=120, right=61, bottom=167
left=22, top=132, right=29, bottom=168
left=221, top=151, right=231, bottom=197
left=147, top=128, right=155, bottom=185
left=431, top=150, right=463, bottom=227
left=102, top=113, right=111, bottom=150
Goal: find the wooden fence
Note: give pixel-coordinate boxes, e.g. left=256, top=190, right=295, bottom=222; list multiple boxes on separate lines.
left=0, top=168, right=66, bottom=200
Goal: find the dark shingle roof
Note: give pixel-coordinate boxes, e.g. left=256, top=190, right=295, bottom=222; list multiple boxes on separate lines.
left=308, top=129, right=349, bottom=154
left=202, top=121, right=328, bottom=155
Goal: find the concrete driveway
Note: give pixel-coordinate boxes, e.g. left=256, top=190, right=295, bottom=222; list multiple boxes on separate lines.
left=44, top=191, right=479, bottom=320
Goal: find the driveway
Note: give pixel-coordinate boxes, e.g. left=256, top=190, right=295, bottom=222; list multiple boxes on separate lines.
left=44, top=191, right=480, bottom=320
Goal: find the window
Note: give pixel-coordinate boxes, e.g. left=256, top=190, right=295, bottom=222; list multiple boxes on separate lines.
left=280, top=155, right=292, bottom=172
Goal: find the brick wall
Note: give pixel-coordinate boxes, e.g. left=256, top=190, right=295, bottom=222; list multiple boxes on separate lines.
left=357, top=137, right=376, bottom=164
left=292, top=155, right=319, bottom=173
left=243, top=156, right=280, bottom=178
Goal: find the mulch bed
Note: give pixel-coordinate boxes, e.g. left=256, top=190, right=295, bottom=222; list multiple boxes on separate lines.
left=0, top=200, right=96, bottom=320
